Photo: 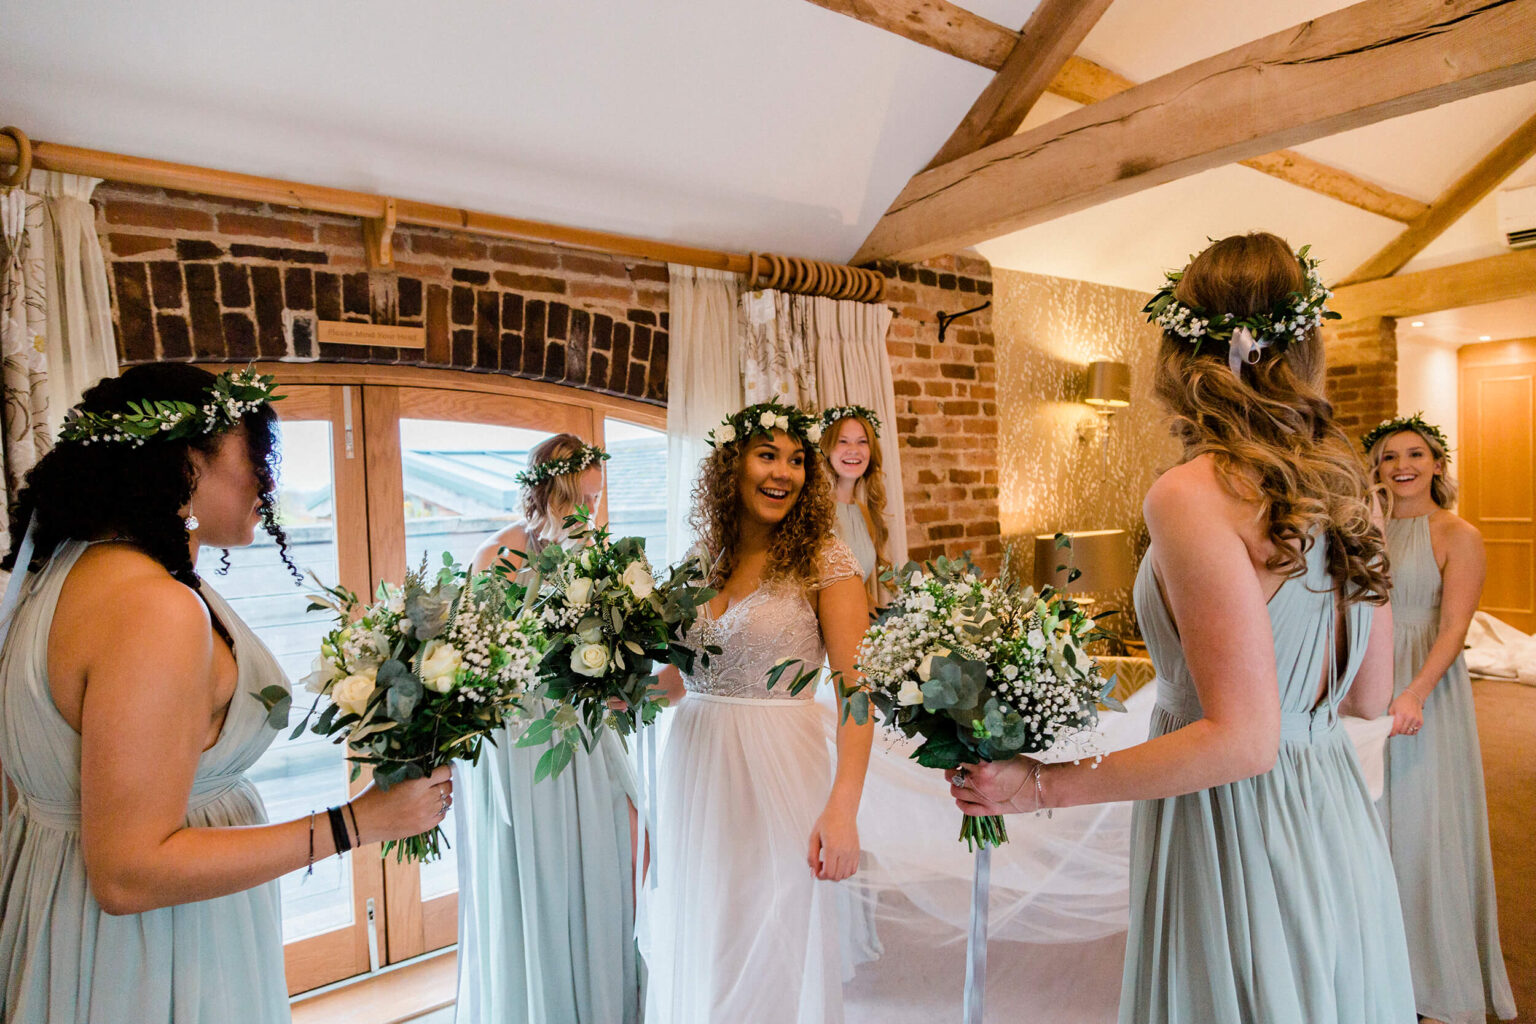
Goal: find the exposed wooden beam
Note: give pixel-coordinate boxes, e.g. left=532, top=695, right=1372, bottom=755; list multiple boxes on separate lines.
left=1330, top=249, right=1536, bottom=322
left=1337, top=107, right=1536, bottom=286
left=853, top=0, right=1536, bottom=265
left=810, top=1, right=1436, bottom=225
left=925, top=0, right=1116, bottom=170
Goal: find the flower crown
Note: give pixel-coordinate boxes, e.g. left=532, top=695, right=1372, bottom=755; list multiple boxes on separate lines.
left=1361, top=412, right=1451, bottom=464
left=58, top=367, right=283, bottom=447
left=819, top=404, right=882, bottom=438
left=707, top=400, right=823, bottom=449
left=1142, top=244, right=1340, bottom=375
left=514, top=443, right=610, bottom=489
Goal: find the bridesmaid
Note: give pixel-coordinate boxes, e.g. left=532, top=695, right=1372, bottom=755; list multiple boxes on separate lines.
left=950, top=234, right=1415, bottom=1023
left=454, top=433, right=641, bottom=1024
left=818, top=405, right=890, bottom=608
left=0, top=364, right=447, bottom=1024
left=1366, top=415, right=1517, bottom=1024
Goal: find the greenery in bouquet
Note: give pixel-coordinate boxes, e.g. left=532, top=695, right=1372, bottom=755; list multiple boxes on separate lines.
left=515, top=509, right=716, bottom=782
left=855, top=541, right=1122, bottom=849
left=256, top=553, right=546, bottom=862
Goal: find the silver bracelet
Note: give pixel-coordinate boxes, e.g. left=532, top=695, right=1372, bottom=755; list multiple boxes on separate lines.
left=1030, top=762, right=1052, bottom=819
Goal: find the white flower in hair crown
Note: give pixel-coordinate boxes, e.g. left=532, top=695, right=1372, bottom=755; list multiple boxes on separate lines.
left=819, top=404, right=882, bottom=438
left=58, top=367, right=283, bottom=447
left=1142, top=244, right=1341, bottom=375
left=515, top=443, right=610, bottom=488
left=1360, top=412, right=1451, bottom=464
left=707, top=400, right=822, bottom=448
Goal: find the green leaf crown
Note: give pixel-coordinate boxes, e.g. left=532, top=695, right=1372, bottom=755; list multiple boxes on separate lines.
left=514, top=443, right=610, bottom=488
left=1360, top=411, right=1451, bottom=464
left=706, top=400, right=823, bottom=449
left=58, top=367, right=283, bottom=447
left=819, top=404, right=883, bottom=438
left=1141, top=244, right=1340, bottom=360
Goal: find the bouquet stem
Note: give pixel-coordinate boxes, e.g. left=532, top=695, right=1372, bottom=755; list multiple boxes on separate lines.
left=959, top=814, right=1009, bottom=851
left=381, top=825, right=449, bottom=863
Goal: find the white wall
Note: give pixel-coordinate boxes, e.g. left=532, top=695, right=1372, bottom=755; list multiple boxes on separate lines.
left=1396, top=335, right=1461, bottom=459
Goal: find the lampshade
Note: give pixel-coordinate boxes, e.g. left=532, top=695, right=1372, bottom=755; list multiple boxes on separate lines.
left=1084, top=360, right=1130, bottom=407
left=1032, top=529, right=1135, bottom=594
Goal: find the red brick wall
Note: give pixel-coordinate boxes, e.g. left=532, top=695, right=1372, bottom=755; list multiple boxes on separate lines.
left=90, top=184, right=1003, bottom=566
left=1326, top=316, right=1398, bottom=436
left=97, top=184, right=670, bottom=403
left=870, top=255, right=1001, bottom=573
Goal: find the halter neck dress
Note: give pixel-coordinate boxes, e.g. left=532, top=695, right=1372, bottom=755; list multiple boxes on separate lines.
left=1379, top=514, right=1515, bottom=1023
left=0, top=540, right=290, bottom=1023
left=1120, top=535, right=1415, bottom=1023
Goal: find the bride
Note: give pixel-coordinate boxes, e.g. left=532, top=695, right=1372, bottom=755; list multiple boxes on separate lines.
left=640, top=401, right=873, bottom=1024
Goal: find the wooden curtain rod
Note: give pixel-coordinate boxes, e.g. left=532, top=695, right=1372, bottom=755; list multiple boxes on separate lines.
left=0, top=129, right=883, bottom=301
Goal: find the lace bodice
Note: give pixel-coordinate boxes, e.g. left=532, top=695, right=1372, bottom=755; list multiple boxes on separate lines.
left=683, top=540, right=861, bottom=700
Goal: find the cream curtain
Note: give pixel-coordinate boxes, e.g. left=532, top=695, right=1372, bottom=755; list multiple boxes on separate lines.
left=740, top=290, right=905, bottom=565
left=0, top=172, right=118, bottom=555
left=665, top=265, right=742, bottom=565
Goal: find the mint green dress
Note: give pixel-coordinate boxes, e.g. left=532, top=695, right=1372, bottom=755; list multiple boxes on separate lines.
left=0, top=540, right=289, bottom=1023
left=1380, top=514, right=1516, bottom=1023
left=1121, top=536, right=1416, bottom=1023
left=452, top=537, right=641, bottom=1024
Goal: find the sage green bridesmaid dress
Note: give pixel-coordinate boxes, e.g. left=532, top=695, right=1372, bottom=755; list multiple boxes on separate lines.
left=1379, top=514, right=1515, bottom=1023
left=452, top=536, right=641, bottom=1024
left=1120, top=536, right=1416, bottom=1023
left=0, top=540, right=290, bottom=1023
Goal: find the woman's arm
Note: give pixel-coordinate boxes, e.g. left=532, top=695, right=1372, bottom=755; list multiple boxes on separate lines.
left=808, top=573, right=873, bottom=881
left=1386, top=517, right=1485, bottom=734
left=955, top=459, right=1285, bottom=815
left=1339, top=602, right=1394, bottom=719
left=79, top=579, right=449, bottom=915
left=471, top=523, right=529, bottom=574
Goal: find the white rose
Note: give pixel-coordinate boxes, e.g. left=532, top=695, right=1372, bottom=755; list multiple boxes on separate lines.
left=759, top=411, right=776, bottom=428
left=774, top=414, right=790, bottom=432
left=420, top=640, right=463, bottom=693
left=571, top=642, right=611, bottom=677
left=897, top=679, right=925, bottom=706
left=332, top=668, right=378, bottom=718
left=806, top=422, right=823, bottom=443
left=566, top=576, right=594, bottom=606
left=302, top=655, right=337, bottom=694
left=917, top=647, right=952, bottom=682
left=621, top=561, right=655, bottom=600
left=717, top=422, right=736, bottom=444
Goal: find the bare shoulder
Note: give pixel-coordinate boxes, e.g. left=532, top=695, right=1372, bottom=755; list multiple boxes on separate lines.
left=56, top=546, right=213, bottom=675
left=1430, top=509, right=1484, bottom=559
left=471, top=522, right=530, bottom=572
left=1144, top=455, right=1241, bottom=526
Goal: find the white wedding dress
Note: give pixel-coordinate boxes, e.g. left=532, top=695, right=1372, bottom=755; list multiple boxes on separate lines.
left=639, top=540, right=863, bottom=1024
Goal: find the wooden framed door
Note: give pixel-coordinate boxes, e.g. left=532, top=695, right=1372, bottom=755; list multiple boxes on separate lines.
left=1459, top=338, right=1536, bottom=632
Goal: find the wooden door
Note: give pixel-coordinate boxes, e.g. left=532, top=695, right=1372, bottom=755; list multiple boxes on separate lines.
left=1459, top=339, right=1536, bottom=632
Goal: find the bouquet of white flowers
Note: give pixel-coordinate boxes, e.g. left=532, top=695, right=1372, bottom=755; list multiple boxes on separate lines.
left=857, top=543, right=1120, bottom=849
left=517, top=510, right=715, bottom=780
left=259, top=554, right=545, bottom=862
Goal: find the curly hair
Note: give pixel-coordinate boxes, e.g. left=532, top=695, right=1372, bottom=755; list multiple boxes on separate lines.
left=690, top=434, right=836, bottom=590
left=2, top=363, right=296, bottom=590
left=1153, top=232, right=1390, bottom=606
left=819, top=413, right=890, bottom=575
left=521, top=433, right=593, bottom=542
left=1367, top=427, right=1458, bottom=511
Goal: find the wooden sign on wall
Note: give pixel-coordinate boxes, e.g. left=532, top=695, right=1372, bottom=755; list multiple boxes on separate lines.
left=317, top=321, right=425, bottom=349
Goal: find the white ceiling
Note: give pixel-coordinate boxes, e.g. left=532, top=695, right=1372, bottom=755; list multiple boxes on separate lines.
left=4, top=0, right=1534, bottom=342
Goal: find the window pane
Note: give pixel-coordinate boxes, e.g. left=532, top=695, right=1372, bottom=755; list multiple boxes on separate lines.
left=219, top=420, right=355, bottom=943
left=604, top=418, right=669, bottom=568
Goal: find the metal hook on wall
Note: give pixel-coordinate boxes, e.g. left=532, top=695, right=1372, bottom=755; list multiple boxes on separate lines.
left=936, top=301, right=991, bottom=343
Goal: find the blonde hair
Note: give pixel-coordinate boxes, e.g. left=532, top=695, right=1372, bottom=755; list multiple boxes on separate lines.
left=522, top=433, right=590, bottom=542
left=819, top=414, right=890, bottom=575
left=1154, top=233, right=1390, bottom=606
left=690, top=436, right=836, bottom=591
left=1368, top=428, right=1458, bottom=510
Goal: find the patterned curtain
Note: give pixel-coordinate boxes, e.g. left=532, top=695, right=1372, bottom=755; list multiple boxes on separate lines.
left=739, top=289, right=818, bottom=407
left=0, top=172, right=118, bottom=557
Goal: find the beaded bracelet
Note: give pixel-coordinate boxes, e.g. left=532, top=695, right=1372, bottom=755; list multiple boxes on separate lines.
left=345, top=802, right=362, bottom=847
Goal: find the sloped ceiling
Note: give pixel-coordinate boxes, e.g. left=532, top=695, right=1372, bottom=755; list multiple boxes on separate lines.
left=4, top=0, right=1534, bottom=340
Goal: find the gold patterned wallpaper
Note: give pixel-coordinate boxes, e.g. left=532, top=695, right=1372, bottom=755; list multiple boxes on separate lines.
left=992, top=268, right=1181, bottom=637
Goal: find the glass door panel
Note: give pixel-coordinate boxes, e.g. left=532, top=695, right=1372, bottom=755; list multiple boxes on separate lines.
left=603, top=417, right=669, bottom=568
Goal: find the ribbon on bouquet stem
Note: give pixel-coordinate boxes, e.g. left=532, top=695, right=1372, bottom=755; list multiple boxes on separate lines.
left=962, top=845, right=991, bottom=1024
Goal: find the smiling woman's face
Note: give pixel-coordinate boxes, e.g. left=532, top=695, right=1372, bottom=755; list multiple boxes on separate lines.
left=1376, top=429, right=1440, bottom=504
left=827, top=417, right=871, bottom=483
left=737, top=431, right=807, bottom=526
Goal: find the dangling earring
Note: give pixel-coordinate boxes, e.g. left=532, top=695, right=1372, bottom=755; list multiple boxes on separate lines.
left=184, top=509, right=200, bottom=531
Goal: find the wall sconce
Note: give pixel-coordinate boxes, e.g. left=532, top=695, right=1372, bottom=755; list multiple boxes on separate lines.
left=1076, top=359, right=1131, bottom=448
